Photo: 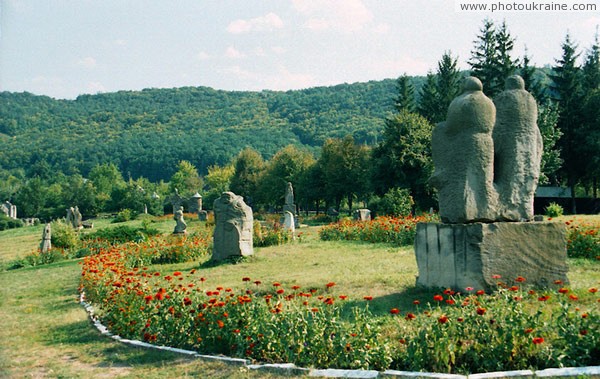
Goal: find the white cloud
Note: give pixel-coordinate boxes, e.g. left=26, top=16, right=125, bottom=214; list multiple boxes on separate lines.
left=271, top=46, right=287, bottom=55
left=226, top=12, right=284, bottom=34
left=367, top=56, right=431, bottom=77
left=225, top=46, right=246, bottom=59
left=87, top=81, right=106, bottom=94
left=114, top=39, right=127, bottom=46
left=292, top=0, right=373, bottom=32
left=373, top=23, right=390, bottom=35
left=197, top=51, right=211, bottom=60
left=77, top=56, right=97, bottom=69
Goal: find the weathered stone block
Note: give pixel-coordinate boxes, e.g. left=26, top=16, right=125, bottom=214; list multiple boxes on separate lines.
left=415, top=222, right=568, bottom=290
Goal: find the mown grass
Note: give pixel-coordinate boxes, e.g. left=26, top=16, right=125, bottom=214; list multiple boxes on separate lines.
left=0, top=214, right=598, bottom=377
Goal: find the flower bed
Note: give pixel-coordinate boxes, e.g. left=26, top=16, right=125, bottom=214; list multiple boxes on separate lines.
left=80, top=237, right=599, bottom=374
left=318, top=215, right=437, bottom=246
left=564, top=218, right=600, bottom=260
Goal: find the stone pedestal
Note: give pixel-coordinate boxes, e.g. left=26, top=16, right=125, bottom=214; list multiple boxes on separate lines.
left=414, top=222, right=568, bottom=291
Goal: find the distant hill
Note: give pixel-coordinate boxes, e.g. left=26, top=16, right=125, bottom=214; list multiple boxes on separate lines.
left=1, top=78, right=433, bottom=181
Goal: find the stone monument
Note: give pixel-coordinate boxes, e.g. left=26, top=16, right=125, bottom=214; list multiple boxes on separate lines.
left=1, top=201, right=17, bottom=219
left=190, top=192, right=203, bottom=214
left=283, top=210, right=295, bottom=238
left=66, top=207, right=74, bottom=227
left=212, top=192, right=253, bottom=261
left=73, top=206, right=83, bottom=229
left=173, top=206, right=187, bottom=234
left=40, top=223, right=52, bottom=253
left=417, top=76, right=568, bottom=290
left=493, top=75, right=543, bottom=221
left=282, top=182, right=299, bottom=227
left=430, top=77, right=498, bottom=223
left=354, top=209, right=372, bottom=221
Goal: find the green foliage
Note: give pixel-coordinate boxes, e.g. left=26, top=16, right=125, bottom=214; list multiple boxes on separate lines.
left=82, top=224, right=160, bottom=244
left=253, top=220, right=292, bottom=247
left=51, top=219, right=80, bottom=249
left=169, top=160, right=203, bottom=198
left=373, top=188, right=414, bottom=217
left=394, top=74, right=416, bottom=113
left=545, top=202, right=564, bottom=218
left=113, top=209, right=135, bottom=223
left=566, top=221, right=599, bottom=259
left=319, top=215, right=434, bottom=246
left=372, top=110, right=434, bottom=210
left=230, top=147, right=265, bottom=203
left=0, top=213, right=23, bottom=231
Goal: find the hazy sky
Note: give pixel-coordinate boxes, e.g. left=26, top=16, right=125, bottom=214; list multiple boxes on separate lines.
left=1, top=0, right=599, bottom=99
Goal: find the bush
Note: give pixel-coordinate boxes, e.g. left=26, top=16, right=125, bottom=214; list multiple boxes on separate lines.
left=82, top=225, right=160, bottom=244
left=51, top=220, right=80, bottom=249
left=545, top=202, right=564, bottom=218
left=566, top=221, right=599, bottom=260
left=253, top=220, right=292, bottom=247
left=112, top=209, right=135, bottom=223
left=0, top=214, right=23, bottom=231
left=373, top=188, right=414, bottom=217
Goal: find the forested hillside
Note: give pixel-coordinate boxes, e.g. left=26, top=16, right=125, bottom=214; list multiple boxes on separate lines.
left=0, top=78, right=416, bottom=181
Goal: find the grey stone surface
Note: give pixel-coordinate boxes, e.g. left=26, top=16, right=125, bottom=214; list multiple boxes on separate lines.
left=198, top=210, right=208, bottom=221
left=1, top=201, right=17, bottom=219
left=40, top=223, right=52, bottom=253
left=190, top=192, right=203, bottom=213
left=431, top=77, right=498, bottom=223
left=415, top=222, right=569, bottom=290
left=73, top=206, right=83, bottom=229
left=212, top=192, right=253, bottom=261
left=173, top=206, right=187, bottom=234
left=382, top=371, right=466, bottom=379
left=310, top=368, right=379, bottom=378
left=493, top=75, right=542, bottom=222
left=354, top=209, right=372, bottom=221
left=469, top=370, right=534, bottom=379
left=283, top=181, right=297, bottom=215
left=283, top=210, right=295, bottom=236
left=248, top=363, right=310, bottom=375
left=534, top=366, right=600, bottom=378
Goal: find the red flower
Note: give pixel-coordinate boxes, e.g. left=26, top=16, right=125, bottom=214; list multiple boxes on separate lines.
left=476, top=290, right=485, bottom=296
left=311, top=307, right=319, bottom=313
left=446, top=299, right=455, bottom=305
left=272, top=282, right=281, bottom=287
left=433, top=294, right=444, bottom=302
left=276, top=289, right=285, bottom=295
left=292, top=285, right=301, bottom=290
left=554, top=280, right=563, bottom=285
left=339, top=295, right=348, bottom=300
left=363, top=296, right=373, bottom=301
left=492, top=274, right=502, bottom=279
left=569, top=294, right=578, bottom=301
left=476, top=307, right=486, bottom=315
left=413, top=300, right=420, bottom=305
left=532, top=337, right=544, bottom=345
left=405, top=313, right=416, bottom=320
left=144, top=295, right=153, bottom=304
left=390, top=308, right=400, bottom=315
left=242, top=277, right=251, bottom=282
left=538, top=295, right=550, bottom=301
left=589, top=287, right=598, bottom=293
left=580, top=329, right=588, bottom=336
left=254, top=280, right=262, bottom=286
left=325, top=282, right=336, bottom=288
left=558, top=287, right=569, bottom=294
left=216, top=320, right=224, bottom=328
left=515, top=276, right=526, bottom=283
left=183, top=297, right=192, bottom=306
left=438, top=315, right=449, bottom=324
left=173, top=271, right=182, bottom=276
left=524, top=328, right=533, bottom=334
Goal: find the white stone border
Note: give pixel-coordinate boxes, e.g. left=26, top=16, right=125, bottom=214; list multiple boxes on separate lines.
left=80, top=293, right=600, bottom=378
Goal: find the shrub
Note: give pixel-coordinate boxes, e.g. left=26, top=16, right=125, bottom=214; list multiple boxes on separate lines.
left=253, top=220, right=292, bottom=247
left=112, top=209, right=135, bottom=223
left=0, top=214, right=23, bottom=231
left=51, top=220, right=80, bottom=249
left=374, top=188, right=414, bottom=217
left=566, top=220, right=599, bottom=260
left=545, top=202, right=564, bottom=218
left=82, top=225, right=160, bottom=244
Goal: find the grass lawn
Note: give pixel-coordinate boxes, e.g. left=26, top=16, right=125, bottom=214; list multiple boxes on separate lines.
left=0, top=215, right=598, bottom=377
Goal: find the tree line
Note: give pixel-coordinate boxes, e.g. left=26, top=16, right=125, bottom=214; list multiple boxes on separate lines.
left=1, top=19, right=598, bottom=219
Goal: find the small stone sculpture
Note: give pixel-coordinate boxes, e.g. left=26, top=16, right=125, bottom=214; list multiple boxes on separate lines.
left=283, top=182, right=296, bottom=215
left=212, top=192, right=253, bottom=261
left=73, top=206, right=83, bottom=229
left=173, top=206, right=187, bottom=234
left=493, top=75, right=543, bottom=221
left=40, top=223, right=52, bottom=253
left=430, top=77, right=498, bottom=223
left=283, top=210, right=295, bottom=237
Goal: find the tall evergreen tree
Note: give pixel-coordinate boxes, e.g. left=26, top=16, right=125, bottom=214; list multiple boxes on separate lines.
left=435, top=52, right=463, bottom=119
left=469, top=19, right=518, bottom=97
left=582, top=28, right=600, bottom=91
left=394, top=74, right=417, bottom=113
left=519, top=47, right=546, bottom=102
left=549, top=33, right=584, bottom=211
left=417, top=72, right=440, bottom=123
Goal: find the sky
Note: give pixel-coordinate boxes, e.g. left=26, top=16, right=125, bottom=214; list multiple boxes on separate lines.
left=1, top=0, right=600, bottom=99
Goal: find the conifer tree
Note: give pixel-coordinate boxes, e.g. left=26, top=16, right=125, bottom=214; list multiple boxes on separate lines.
left=435, top=52, right=462, bottom=119
left=549, top=33, right=584, bottom=211
left=417, top=72, right=440, bottom=123
left=394, top=74, right=417, bottom=113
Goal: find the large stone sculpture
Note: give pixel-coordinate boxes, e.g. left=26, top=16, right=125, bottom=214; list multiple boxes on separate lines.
left=416, top=75, right=568, bottom=290
left=212, top=192, right=253, bottom=261
left=73, top=206, right=83, bottom=229
left=283, top=182, right=296, bottom=215
left=430, top=77, right=498, bottom=223
left=493, top=75, right=543, bottom=221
